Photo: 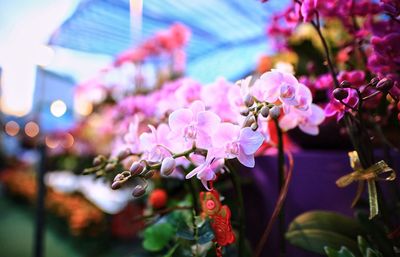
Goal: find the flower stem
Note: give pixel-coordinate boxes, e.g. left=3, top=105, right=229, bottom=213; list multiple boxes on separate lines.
left=274, top=119, right=286, bottom=257
left=254, top=136, right=293, bottom=257
left=226, top=160, right=246, bottom=257
left=310, top=13, right=340, bottom=88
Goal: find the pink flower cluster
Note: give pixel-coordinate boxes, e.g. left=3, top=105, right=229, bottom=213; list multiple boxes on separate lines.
left=114, top=23, right=191, bottom=67
left=117, top=69, right=324, bottom=189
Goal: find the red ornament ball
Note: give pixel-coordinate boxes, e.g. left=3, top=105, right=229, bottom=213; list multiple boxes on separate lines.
left=148, top=189, right=168, bottom=209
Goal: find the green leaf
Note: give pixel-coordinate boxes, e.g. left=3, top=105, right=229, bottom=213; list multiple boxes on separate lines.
left=356, top=211, right=395, bottom=256
left=366, top=248, right=383, bottom=257
left=357, top=236, right=369, bottom=256
left=285, top=229, right=360, bottom=255
left=143, top=223, right=175, bottom=252
left=163, top=243, right=179, bottom=257
left=325, top=246, right=341, bottom=257
left=288, top=211, right=364, bottom=240
left=198, top=220, right=214, bottom=245
left=325, top=246, right=356, bottom=257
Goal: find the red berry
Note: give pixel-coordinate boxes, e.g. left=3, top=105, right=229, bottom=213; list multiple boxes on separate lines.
left=148, top=189, right=167, bottom=209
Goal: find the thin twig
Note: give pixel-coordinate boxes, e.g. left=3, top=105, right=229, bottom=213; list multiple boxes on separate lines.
left=253, top=148, right=294, bottom=257
left=131, top=206, right=192, bottom=222
left=310, top=13, right=340, bottom=88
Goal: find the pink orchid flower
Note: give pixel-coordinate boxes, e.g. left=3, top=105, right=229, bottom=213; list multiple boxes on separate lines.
left=211, top=123, right=264, bottom=167
left=168, top=100, right=221, bottom=151
left=122, top=115, right=141, bottom=154
left=186, top=154, right=224, bottom=190
left=252, top=70, right=301, bottom=106
left=201, top=78, right=238, bottom=122
left=139, top=123, right=172, bottom=163
left=279, top=103, right=325, bottom=135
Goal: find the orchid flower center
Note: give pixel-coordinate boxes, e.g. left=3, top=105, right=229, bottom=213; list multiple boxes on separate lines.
left=225, top=141, right=240, bottom=156
left=295, top=96, right=309, bottom=111
left=184, top=123, right=197, bottom=141
left=280, top=83, right=296, bottom=100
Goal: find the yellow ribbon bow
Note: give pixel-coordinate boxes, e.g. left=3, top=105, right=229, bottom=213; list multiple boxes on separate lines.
left=336, top=151, right=396, bottom=219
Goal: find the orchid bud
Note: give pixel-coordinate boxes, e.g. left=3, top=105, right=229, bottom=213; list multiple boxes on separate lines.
left=243, top=115, right=256, bottom=127
left=160, top=157, right=176, bottom=176
left=111, top=181, right=122, bottom=190
left=251, top=122, right=258, bottom=131
left=340, top=80, right=351, bottom=88
left=269, top=106, right=281, bottom=119
left=105, top=163, right=116, bottom=172
left=132, top=185, right=146, bottom=197
left=243, top=94, right=254, bottom=107
left=376, top=78, right=393, bottom=92
left=333, top=88, right=349, bottom=101
left=144, top=170, right=155, bottom=179
left=117, top=148, right=131, bottom=160
left=93, top=155, right=106, bottom=166
left=129, top=161, right=145, bottom=176
left=260, top=106, right=270, bottom=117
left=240, top=107, right=250, bottom=116
left=370, top=77, right=379, bottom=86
left=114, top=173, right=124, bottom=182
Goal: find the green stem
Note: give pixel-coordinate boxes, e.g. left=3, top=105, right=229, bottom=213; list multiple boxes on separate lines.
left=226, top=161, right=246, bottom=257
left=274, top=119, right=286, bottom=257
left=310, top=13, right=340, bottom=88
left=188, top=178, right=200, bottom=214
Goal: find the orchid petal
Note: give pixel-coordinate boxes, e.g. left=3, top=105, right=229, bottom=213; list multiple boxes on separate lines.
left=212, top=123, right=240, bottom=146
left=279, top=114, right=299, bottom=131
left=237, top=151, right=255, bottom=168
left=189, top=100, right=205, bottom=116
left=299, top=124, right=319, bottom=135
left=169, top=108, right=193, bottom=131
left=197, top=111, right=221, bottom=132
left=239, top=127, right=264, bottom=155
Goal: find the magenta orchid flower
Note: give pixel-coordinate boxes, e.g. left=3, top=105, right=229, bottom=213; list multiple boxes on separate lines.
left=211, top=123, right=264, bottom=168
left=168, top=100, right=221, bottom=151
left=324, top=88, right=359, bottom=121
left=279, top=103, right=325, bottom=135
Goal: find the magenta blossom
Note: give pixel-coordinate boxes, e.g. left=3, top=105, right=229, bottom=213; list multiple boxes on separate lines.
left=324, top=88, right=359, bottom=120
left=168, top=100, right=221, bottom=151
left=211, top=123, right=264, bottom=168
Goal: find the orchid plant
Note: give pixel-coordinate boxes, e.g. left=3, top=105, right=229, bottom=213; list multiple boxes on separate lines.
left=261, top=0, right=399, bottom=256
left=82, top=63, right=325, bottom=256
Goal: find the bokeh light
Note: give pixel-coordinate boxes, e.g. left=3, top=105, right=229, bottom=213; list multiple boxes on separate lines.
left=24, top=121, right=40, bottom=138
left=74, top=96, right=93, bottom=116
left=62, top=133, right=74, bottom=148
left=50, top=99, right=67, bottom=117
left=5, top=121, right=20, bottom=136
left=45, top=136, right=59, bottom=149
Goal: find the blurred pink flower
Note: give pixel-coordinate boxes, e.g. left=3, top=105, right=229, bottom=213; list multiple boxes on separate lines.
left=140, top=123, right=172, bottom=163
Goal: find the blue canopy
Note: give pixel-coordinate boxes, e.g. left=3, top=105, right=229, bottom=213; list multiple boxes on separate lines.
left=49, top=0, right=288, bottom=82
